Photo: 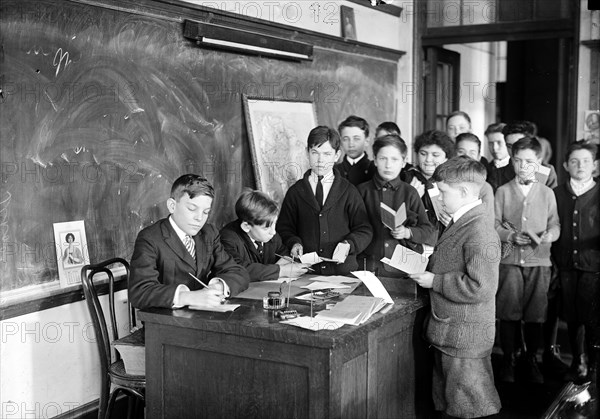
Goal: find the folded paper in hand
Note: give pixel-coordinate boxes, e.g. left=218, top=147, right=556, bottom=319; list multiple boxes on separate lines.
left=381, top=244, right=429, bottom=275
left=300, top=243, right=350, bottom=265
left=427, top=183, right=446, bottom=224
left=526, top=229, right=542, bottom=245
left=380, top=202, right=407, bottom=230
left=534, top=165, right=551, bottom=185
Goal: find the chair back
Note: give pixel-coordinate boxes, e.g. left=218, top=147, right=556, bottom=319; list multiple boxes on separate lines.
left=80, top=258, right=131, bottom=375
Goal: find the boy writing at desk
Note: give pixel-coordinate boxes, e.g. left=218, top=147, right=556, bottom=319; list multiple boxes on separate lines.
left=410, top=157, right=501, bottom=418
left=129, top=174, right=249, bottom=310
left=277, top=126, right=372, bottom=275
left=220, top=189, right=311, bottom=281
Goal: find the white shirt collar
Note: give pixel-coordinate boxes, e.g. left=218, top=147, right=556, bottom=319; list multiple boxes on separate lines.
left=169, top=216, right=188, bottom=242
left=452, top=199, right=482, bottom=223
left=346, top=153, right=366, bottom=166
left=570, top=177, right=595, bottom=196
left=494, top=155, right=510, bottom=168
left=310, top=170, right=335, bottom=183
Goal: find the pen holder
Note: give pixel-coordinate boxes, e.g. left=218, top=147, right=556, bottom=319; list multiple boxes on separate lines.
left=263, top=291, right=286, bottom=310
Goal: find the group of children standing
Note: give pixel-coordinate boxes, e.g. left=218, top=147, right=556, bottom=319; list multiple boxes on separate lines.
left=128, top=112, right=599, bottom=419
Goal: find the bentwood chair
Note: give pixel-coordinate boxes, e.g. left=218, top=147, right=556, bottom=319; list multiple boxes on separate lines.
left=81, top=258, right=145, bottom=419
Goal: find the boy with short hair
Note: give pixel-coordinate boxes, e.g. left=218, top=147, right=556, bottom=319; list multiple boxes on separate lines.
left=495, top=136, right=560, bottom=384
left=220, top=189, right=311, bottom=281
left=129, top=174, right=249, bottom=310
left=375, top=121, right=401, bottom=138
left=358, top=135, right=436, bottom=275
left=553, top=141, right=600, bottom=382
left=409, top=157, right=501, bottom=418
left=277, top=126, right=372, bottom=275
left=335, top=115, right=376, bottom=185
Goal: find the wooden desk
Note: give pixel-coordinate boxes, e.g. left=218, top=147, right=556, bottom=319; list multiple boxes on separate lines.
left=139, top=278, right=432, bottom=419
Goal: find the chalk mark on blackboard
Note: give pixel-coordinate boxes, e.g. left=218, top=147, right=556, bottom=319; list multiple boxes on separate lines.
left=26, top=46, right=51, bottom=56
left=0, top=190, right=12, bottom=262
left=53, top=48, right=72, bottom=77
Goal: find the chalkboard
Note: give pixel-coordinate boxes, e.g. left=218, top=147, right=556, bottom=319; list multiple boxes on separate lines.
left=0, top=0, right=398, bottom=293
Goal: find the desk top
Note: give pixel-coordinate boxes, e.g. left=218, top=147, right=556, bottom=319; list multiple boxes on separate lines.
left=139, top=277, right=428, bottom=349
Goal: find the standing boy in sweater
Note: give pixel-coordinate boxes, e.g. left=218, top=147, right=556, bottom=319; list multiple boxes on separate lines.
left=277, top=126, right=372, bottom=275
left=552, top=140, right=599, bottom=382
left=409, top=157, right=501, bottom=418
left=495, top=136, right=560, bottom=384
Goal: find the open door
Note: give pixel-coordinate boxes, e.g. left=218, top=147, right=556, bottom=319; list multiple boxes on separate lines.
left=423, top=47, right=461, bottom=131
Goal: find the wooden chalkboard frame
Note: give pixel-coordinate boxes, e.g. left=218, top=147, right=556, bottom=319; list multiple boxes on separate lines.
left=242, top=95, right=317, bottom=203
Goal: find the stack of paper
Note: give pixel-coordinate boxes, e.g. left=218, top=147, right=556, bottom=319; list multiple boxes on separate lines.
left=381, top=244, right=429, bottom=275
left=380, top=202, right=407, bottom=230
left=315, top=295, right=389, bottom=326
left=351, top=270, right=394, bottom=304
left=279, top=316, right=344, bottom=331
left=188, top=303, right=240, bottom=312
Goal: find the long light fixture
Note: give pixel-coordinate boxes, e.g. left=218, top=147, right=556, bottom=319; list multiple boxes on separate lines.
left=183, top=20, right=313, bottom=62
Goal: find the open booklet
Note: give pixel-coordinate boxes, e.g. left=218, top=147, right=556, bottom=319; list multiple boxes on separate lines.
left=381, top=244, right=429, bottom=275
left=380, top=202, right=407, bottom=230
left=315, top=295, right=389, bottom=326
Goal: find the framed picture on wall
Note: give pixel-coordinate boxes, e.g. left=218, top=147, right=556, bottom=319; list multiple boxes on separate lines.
left=340, top=5, right=357, bottom=40
left=53, top=220, right=89, bottom=288
left=584, top=110, right=600, bottom=144
left=242, top=96, right=317, bottom=203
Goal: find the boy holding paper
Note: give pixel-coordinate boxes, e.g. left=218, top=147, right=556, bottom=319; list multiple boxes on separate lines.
left=277, top=126, right=372, bottom=275
left=409, top=156, right=501, bottom=418
left=494, top=136, right=560, bottom=384
left=357, top=135, right=436, bottom=276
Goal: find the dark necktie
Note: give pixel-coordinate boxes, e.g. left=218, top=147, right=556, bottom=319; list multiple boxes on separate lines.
left=316, top=175, right=324, bottom=208
left=445, top=219, right=455, bottom=230
left=518, top=178, right=534, bottom=185
left=256, top=241, right=264, bottom=261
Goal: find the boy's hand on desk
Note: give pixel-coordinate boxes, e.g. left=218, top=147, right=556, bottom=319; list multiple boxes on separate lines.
left=179, top=285, right=224, bottom=307
left=391, top=226, right=411, bottom=240
left=409, top=272, right=434, bottom=289
left=279, top=262, right=311, bottom=279
left=410, top=178, right=425, bottom=198
left=290, top=243, right=304, bottom=258
left=512, top=232, right=531, bottom=245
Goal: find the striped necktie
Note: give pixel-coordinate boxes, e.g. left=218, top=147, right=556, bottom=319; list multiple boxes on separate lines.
left=184, top=235, right=196, bottom=261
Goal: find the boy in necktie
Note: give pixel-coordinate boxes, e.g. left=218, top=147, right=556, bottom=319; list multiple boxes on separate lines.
left=277, top=126, right=372, bottom=275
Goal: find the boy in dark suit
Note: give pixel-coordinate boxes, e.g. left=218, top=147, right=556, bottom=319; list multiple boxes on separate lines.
left=277, top=126, right=372, bottom=275
left=334, top=115, right=376, bottom=186
left=129, top=174, right=249, bottom=310
left=220, top=189, right=311, bottom=281
left=409, top=157, right=501, bottom=418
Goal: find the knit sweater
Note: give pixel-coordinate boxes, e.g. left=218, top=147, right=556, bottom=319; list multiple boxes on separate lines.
left=552, top=181, right=600, bottom=272
left=220, top=219, right=289, bottom=282
left=334, top=155, right=376, bottom=186
left=276, top=169, right=373, bottom=275
left=495, top=179, right=560, bottom=267
left=426, top=204, right=500, bottom=358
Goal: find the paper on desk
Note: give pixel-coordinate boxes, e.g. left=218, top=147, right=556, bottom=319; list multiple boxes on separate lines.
left=381, top=244, right=429, bottom=275
left=280, top=316, right=344, bottom=331
left=316, top=295, right=388, bottom=325
left=310, top=275, right=360, bottom=284
left=351, top=271, right=394, bottom=304
left=262, top=278, right=298, bottom=284
left=301, top=281, right=351, bottom=290
left=188, top=304, right=240, bottom=312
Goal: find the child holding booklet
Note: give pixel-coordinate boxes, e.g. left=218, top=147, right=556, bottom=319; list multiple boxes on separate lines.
left=357, top=135, right=436, bottom=276
left=409, top=157, right=501, bottom=418
left=277, top=126, right=372, bottom=275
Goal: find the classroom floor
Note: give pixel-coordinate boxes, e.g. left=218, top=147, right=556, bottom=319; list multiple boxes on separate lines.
left=491, top=321, right=598, bottom=419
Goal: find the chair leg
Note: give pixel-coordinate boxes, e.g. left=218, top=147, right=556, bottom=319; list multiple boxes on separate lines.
left=104, top=388, right=121, bottom=419
left=98, top=381, right=110, bottom=419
